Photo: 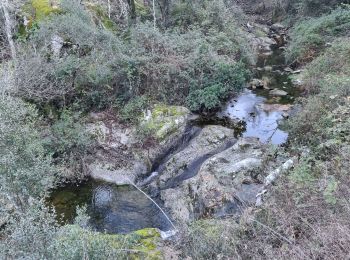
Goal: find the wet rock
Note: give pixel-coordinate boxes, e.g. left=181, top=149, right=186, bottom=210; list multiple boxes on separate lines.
left=248, top=78, right=264, bottom=89
left=161, top=137, right=266, bottom=223
left=138, top=172, right=159, bottom=187
left=269, top=89, right=288, bottom=96
left=158, top=125, right=235, bottom=188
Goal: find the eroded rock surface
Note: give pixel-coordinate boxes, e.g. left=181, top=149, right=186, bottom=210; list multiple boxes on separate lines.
left=160, top=137, right=266, bottom=223
left=86, top=105, right=191, bottom=185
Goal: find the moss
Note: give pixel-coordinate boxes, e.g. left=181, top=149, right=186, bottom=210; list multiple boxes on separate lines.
left=18, top=0, right=60, bottom=40
left=31, top=0, right=60, bottom=21
left=134, top=228, right=161, bottom=238
left=152, top=104, right=188, bottom=118
left=86, top=3, right=118, bottom=31
left=139, top=104, right=189, bottom=141
left=57, top=225, right=162, bottom=259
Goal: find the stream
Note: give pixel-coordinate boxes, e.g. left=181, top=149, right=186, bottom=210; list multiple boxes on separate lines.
left=49, top=31, right=301, bottom=234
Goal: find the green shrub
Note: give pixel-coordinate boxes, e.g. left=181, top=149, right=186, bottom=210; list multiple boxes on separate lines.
left=16, top=0, right=128, bottom=109
left=187, top=61, right=248, bottom=111
left=0, top=97, right=56, bottom=201
left=286, top=6, right=350, bottom=62
left=119, top=96, right=148, bottom=123
left=44, top=109, right=92, bottom=180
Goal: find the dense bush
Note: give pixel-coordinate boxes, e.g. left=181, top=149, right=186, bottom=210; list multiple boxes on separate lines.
left=286, top=6, right=350, bottom=62
left=14, top=0, right=250, bottom=116
left=0, top=201, right=159, bottom=259
left=186, top=61, right=248, bottom=111
left=16, top=0, right=128, bottom=110
left=44, top=109, right=93, bottom=180
left=0, top=97, right=56, bottom=203
left=285, top=39, right=350, bottom=148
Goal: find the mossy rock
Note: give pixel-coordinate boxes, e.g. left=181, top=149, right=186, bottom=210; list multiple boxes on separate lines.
left=18, top=0, right=60, bottom=39
left=141, top=104, right=190, bottom=141
left=56, top=225, right=162, bottom=259
left=31, top=0, right=60, bottom=20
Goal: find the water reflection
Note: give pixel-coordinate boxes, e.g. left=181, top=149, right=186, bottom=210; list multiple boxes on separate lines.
left=49, top=180, right=172, bottom=234
left=222, top=89, right=288, bottom=145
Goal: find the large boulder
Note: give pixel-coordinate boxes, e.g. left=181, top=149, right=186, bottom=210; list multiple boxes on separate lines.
left=140, top=104, right=190, bottom=142
left=86, top=105, right=191, bottom=185
left=161, top=137, right=266, bottom=223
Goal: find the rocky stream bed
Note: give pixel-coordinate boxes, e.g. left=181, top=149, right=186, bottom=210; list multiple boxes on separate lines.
left=49, top=24, right=301, bottom=235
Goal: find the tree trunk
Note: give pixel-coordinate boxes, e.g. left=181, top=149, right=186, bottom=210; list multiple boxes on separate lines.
left=1, top=0, right=16, bottom=60
left=160, top=0, right=170, bottom=27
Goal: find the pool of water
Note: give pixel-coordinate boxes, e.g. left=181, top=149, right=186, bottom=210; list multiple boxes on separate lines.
left=221, top=89, right=288, bottom=144
left=49, top=180, right=172, bottom=234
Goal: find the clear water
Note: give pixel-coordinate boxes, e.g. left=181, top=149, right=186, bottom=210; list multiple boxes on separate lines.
left=49, top=180, right=172, bottom=234
left=222, top=89, right=288, bottom=144
left=220, top=45, right=300, bottom=145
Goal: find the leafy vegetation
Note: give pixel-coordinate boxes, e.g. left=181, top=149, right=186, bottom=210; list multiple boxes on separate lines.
left=1, top=0, right=350, bottom=259
left=286, top=5, right=350, bottom=62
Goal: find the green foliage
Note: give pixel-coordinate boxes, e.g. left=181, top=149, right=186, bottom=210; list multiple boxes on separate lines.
left=16, top=0, right=128, bottom=110
left=181, top=220, right=239, bottom=259
left=86, top=3, right=118, bottom=31
left=119, top=96, right=148, bottom=123
left=48, top=110, right=91, bottom=156
left=44, top=109, right=92, bottom=180
left=0, top=200, right=59, bottom=259
left=285, top=38, right=350, bottom=152
left=294, top=0, right=349, bottom=17
left=286, top=6, right=350, bottom=62
left=0, top=97, right=56, bottom=201
left=323, top=177, right=339, bottom=204
left=15, top=0, right=251, bottom=113
left=187, top=61, right=248, bottom=111
left=288, top=157, right=317, bottom=187
left=0, top=200, right=162, bottom=259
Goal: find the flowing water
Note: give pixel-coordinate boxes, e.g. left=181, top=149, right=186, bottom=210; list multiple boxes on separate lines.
left=49, top=35, right=301, bottom=234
